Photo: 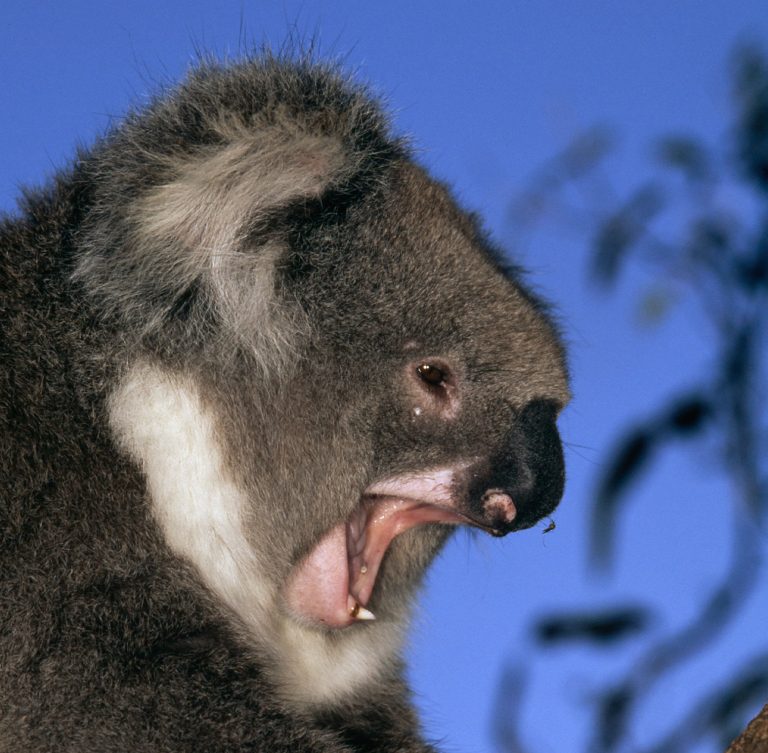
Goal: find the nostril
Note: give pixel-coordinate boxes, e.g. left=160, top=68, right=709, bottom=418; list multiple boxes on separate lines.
left=481, top=489, right=517, bottom=525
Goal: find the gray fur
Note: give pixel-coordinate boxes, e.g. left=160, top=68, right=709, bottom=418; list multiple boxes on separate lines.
left=0, top=55, right=569, bottom=752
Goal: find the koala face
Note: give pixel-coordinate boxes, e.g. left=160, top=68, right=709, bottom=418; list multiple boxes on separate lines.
left=270, top=162, right=569, bottom=629
left=82, top=59, right=568, bottom=707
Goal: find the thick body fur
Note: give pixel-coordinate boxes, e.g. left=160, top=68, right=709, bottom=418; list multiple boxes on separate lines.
left=0, top=57, right=569, bottom=752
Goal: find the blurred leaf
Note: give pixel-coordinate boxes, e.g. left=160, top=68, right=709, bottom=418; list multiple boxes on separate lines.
left=559, top=126, right=615, bottom=179
left=598, top=429, right=654, bottom=501
left=595, top=687, right=634, bottom=753
left=492, top=666, right=530, bottom=753
left=592, top=393, right=711, bottom=567
left=593, top=185, right=663, bottom=284
left=724, top=326, right=753, bottom=387
left=535, top=606, right=650, bottom=647
left=656, top=136, right=712, bottom=184
left=709, top=665, right=768, bottom=736
left=592, top=426, right=656, bottom=566
left=737, top=222, right=768, bottom=290
left=637, top=288, right=675, bottom=325
left=723, top=696, right=768, bottom=753
left=687, top=216, right=732, bottom=270
left=664, top=395, right=712, bottom=436
left=734, top=47, right=768, bottom=192
left=626, top=656, right=768, bottom=752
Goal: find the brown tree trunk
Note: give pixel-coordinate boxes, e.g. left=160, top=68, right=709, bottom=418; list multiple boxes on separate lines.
left=725, top=704, right=768, bottom=753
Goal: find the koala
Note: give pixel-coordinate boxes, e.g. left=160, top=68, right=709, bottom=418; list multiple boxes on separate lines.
left=0, top=55, right=569, bottom=752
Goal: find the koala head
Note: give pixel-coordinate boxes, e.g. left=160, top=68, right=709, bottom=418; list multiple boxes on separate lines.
left=79, top=58, right=569, bottom=705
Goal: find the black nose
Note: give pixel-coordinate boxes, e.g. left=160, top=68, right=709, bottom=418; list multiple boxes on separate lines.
left=466, top=399, right=565, bottom=532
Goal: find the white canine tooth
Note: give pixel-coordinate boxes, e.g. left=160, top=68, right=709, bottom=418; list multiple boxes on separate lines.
left=349, top=600, right=376, bottom=621
left=355, top=605, right=376, bottom=621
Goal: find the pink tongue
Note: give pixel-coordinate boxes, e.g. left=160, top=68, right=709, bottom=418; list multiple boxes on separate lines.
left=285, top=498, right=467, bottom=629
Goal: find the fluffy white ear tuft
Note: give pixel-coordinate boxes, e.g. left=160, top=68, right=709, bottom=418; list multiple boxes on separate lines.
left=124, top=122, right=345, bottom=351
left=131, top=124, right=346, bottom=268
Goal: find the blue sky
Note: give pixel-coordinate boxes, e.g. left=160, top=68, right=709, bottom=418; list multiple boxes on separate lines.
left=2, top=3, right=767, bottom=752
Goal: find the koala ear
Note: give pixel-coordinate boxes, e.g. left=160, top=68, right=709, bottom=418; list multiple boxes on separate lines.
left=76, top=119, right=349, bottom=354
left=132, top=121, right=348, bottom=261
left=131, top=121, right=349, bottom=343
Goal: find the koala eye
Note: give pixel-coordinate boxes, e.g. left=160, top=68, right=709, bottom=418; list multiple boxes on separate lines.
left=407, top=359, right=459, bottom=418
left=416, top=363, right=446, bottom=387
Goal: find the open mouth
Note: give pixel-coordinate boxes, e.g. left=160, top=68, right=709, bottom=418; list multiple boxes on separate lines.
left=284, top=469, right=517, bottom=629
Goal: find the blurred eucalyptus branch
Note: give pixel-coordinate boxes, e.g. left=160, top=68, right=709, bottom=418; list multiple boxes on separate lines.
left=496, top=46, right=768, bottom=753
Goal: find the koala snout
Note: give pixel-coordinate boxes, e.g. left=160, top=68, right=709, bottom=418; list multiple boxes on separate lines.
left=465, top=399, right=565, bottom=533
